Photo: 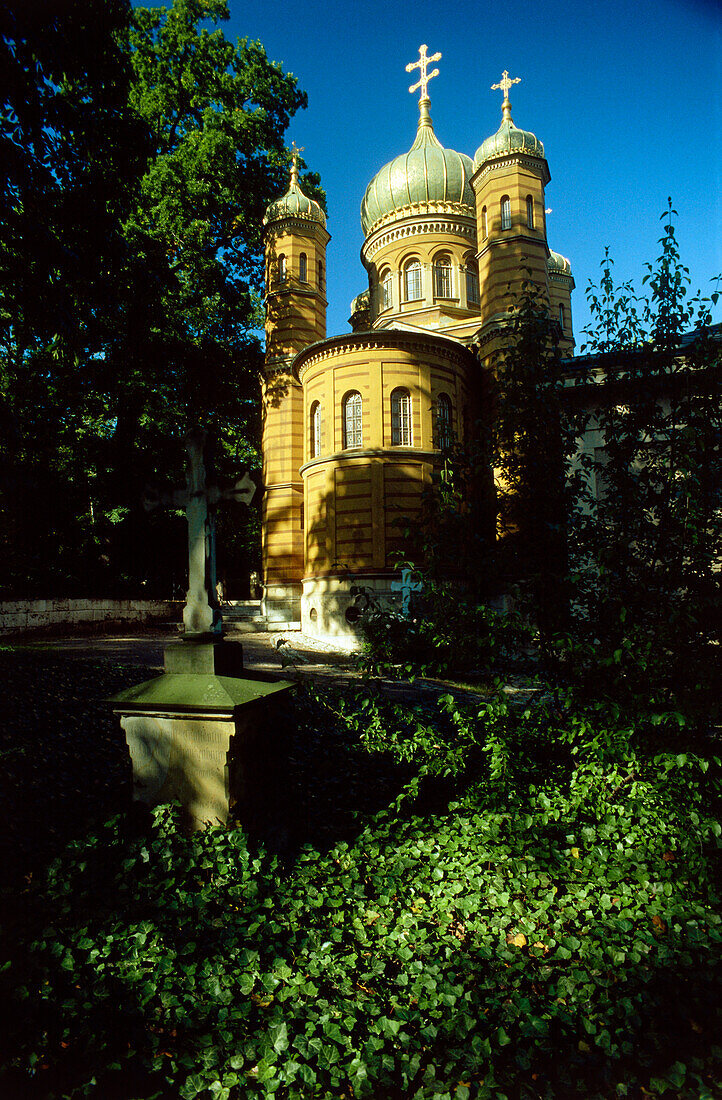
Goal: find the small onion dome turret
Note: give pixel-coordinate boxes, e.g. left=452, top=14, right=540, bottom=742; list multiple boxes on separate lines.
left=348, top=289, right=371, bottom=332
left=264, top=157, right=326, bottom=228
left=350, top=289, right=370, bottom=315
left=474, top=94, right=544, bottom=169
left=547, top=251, right=573, bottom=276
left=361, top=98, right=474, bottom=236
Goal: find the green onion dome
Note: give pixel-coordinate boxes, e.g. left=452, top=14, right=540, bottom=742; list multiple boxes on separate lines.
left=350, top=289, right=370, bottom=314
left=547, top=250, right=572, bottom=276
left=264, top=159, right=326, bottom=228
left=361, top=98, right=475, bottom=236
left=474, top=97, right=544, bottom=169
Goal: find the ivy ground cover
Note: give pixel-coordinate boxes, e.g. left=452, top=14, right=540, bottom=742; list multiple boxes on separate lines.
left=1, top=656, right=721, bottom=1099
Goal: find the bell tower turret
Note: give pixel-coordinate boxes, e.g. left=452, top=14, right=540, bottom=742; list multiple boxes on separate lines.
left=262, top=150, right=329, bottom=624
left=471, top=72, right=551, bottom=353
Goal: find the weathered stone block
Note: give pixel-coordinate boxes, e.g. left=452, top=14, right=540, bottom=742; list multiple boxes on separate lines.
left=111, top=672, right=294, bottom=831
left=163, top=638, right=244, bottom=676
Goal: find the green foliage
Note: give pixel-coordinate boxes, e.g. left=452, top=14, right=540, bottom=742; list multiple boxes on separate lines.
left=0, top=0, right=319, bottom=597
left=358, top=588, right=529, bottom=683
left=357, top=208, right=721, bottom=727
left=2, top=671, right=721, bottom=1099
left=489, top=277, right=583, bottom=644
left=568, top=203, right=722, bottom=722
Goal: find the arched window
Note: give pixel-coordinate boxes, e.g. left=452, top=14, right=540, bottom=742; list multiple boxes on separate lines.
left=501, top=196, right=511, bottom=231
left=343, top=391, right=362, bottom=449
left=465, top=258, right=479, bottom=306
left=436, top=393, right=452, bottom=451
left=391, top=388, right=412, bottom=446
left=433, top=255, right=452, bottom=299
left=482, top=205, right=488, bottom=238
left=299, top=252, right=308, bottom=282
left=559, top=303, right=565, bottom=329
left=526, top=195, right=534, bottom=229
left=317, top=260, right=324, bottom=289
left=278, top=253, right=287, bottom=282
left=381, top=268, right=393, bottom=311
left=310, top=400, right=321, bottom=458
left=403, top=258, right=422, bottom=301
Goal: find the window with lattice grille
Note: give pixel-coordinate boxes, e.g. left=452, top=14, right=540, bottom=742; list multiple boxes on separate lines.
left=391, top=388, right=412, bottom=446
left=404, top=260, right=422, bottom=301
left=436, top=393, right=452, bottom=451
left=310, top=401, right=321, bottom=457
left=343, top=391, right=362, bottom=449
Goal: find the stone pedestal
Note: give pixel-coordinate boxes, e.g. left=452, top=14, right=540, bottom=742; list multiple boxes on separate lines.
left=111, top=638, right=294, bottom=831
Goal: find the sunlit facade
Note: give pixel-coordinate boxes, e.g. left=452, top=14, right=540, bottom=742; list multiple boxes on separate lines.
left=261, top=54, right=575, bottom=640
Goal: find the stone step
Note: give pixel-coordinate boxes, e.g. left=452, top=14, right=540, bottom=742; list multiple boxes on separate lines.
left=222, top=600, right=263, bottom=622
left=223, top=619, right=268, bottom=634
left=222, top=615, right=302, bottom=635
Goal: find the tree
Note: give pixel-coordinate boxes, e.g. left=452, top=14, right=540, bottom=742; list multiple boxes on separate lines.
left=568, top=203, right=722, bottom=719
left=0, top=0, right=149, bottom=594
left=0, top=0, right=321, bottom=596
left=486, top=279, right=584, bottom=651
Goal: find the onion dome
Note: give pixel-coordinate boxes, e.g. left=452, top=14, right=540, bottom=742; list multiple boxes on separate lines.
left=474, top=92, right=544, bottom=169
left=264, top=155, right=326, bottom=228
left=350, top=289, right=370, bottom=314
left=361, top=98, right=475, bottom=236
left=348, top=289, right=371, bottom=332
left=547, top=251, right=572, bottom=276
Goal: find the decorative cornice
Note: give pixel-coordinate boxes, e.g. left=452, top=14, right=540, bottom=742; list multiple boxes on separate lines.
left=300, top=447, right=440, bottom=476
left=363, top=212, right=477, bottom=263
left=263, top=356, right=297, bottom=377
left=548, top=271, right=575, bottom=286
left=264, top=217, right=331, bottom=244
left=295, top=328, right=476, bottom=380
left=471, top=154, right=550, bottom=187
left=476, top=233, right=550, bottom=261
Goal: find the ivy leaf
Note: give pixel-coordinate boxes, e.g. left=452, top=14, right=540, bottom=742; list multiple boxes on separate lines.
left=269, top=1022, right=288, bottom=1054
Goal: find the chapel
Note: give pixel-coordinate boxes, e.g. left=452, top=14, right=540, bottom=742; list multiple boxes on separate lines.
left=261, top=48, right=575, bottom=641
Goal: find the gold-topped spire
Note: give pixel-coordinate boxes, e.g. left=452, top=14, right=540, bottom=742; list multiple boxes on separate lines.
left=290, top=141, right=304, bottom=186
left=406, top=44, right=441, bottom=102
left=491, top=69, right=521, bottom=120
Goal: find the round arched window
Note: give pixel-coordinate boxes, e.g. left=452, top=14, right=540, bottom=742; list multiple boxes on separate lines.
left=391, top=388, right=412, bottom=446
left=310, top=400, right=321, bottom=458
left=436, top=393, right=453, bottom=451
left=433, top=255, right=452, bottom=299
left=403, top=259, right=422, bottom=301
left=465, top=257, right=479, bottom=306
left=343, top=391, right=362, bottom=449
left=380, top=268, right=393, bottom=311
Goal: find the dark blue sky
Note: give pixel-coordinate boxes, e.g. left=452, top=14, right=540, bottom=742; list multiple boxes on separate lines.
left=152, top=0, right=722, bottom=344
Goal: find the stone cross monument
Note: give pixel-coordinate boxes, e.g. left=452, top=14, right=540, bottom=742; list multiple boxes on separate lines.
left=113, top=429, right=293, bottom=832
left=145, top=428, right=256, bottom=637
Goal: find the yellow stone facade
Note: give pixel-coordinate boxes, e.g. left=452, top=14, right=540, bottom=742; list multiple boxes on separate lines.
left=262, top=59, right=575, bottom=640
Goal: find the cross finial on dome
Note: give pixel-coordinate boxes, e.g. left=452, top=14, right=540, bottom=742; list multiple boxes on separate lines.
left=406, top=44, right=441, bottom=102
left=290, top=141, right=304, bottom=186
left=491, top=69, right=521, bottom=120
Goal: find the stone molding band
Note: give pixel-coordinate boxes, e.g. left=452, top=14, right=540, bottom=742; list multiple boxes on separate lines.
left=300, top=447, right=439, bottom=475
left=295, top=330, right=476, bottom=379
left=363, top=213, right=476, bottom=262
left=472, top=154, right=550, bottom=185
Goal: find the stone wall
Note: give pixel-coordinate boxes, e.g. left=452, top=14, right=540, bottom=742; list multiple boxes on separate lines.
left=0, top=599, right=182, bottom=636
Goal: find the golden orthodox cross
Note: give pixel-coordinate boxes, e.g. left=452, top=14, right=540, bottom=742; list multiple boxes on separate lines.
left=406, top=44, right=441, bottom=99
left=290, top=141, right=304, bottom=183
left=491, top=69, right=521, bottom=101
